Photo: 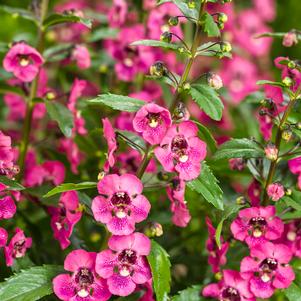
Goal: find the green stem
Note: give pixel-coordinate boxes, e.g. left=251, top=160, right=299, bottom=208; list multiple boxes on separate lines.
left=17, top=0, right=49, bottom=180
left=262, top=94, right=298, bottom=204
left=136, top=145, right=151, bottom=179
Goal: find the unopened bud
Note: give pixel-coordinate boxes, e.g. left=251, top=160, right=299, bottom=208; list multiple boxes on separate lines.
left=183, top=82, right=191, bottom=90
left=288, top=60, right=296, bottom=69
left=160, top=31, right=172, bottom=43
left=144, top=222, right=163, bottom=237
left=265, top=143, right=278, bottom=161
left=208, top=73, right=223, bottom=90
left=46, top=91, right=56, bottom=100
left=282, top=130, right=292, bottom=141
left=150, top=61, right=167, bottom=77
left=285, top=188, right=292, bottom=196
left=296, top=122, right=301, bottom=130
left=236, top=196, right=247, bottom=205
left=282, top=76, right=293, bottom=87
left=157, top=171, right=169, bottom=181
left=168, top=16, right=179, bottom=26
left=215, top=272, right=223, bottom=281
left=187, top=0, right=196, bottom=9
left=218, top=13, right=228, bottom=24
left=173, top=102, right=190, bottom=121
left=178, top=47, right=185, bottom=53
left=98, top=171, right=105, bottom=180
left=220, top=42, right=232, bottom=53
left=282, top=31, right=298, bottom=48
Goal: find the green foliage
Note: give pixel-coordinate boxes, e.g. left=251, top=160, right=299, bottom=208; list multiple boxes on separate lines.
left=0, top=265, right=64, bottom=301
left=131, top=40, right=181, bottom=50
left=284, top=282, right=301, bottom=301
left=194, top=120, right=217, bottom=153
left=202, top=12, right=220, bottom=37
left=187, top=162, right=224, bottom=210
left=171, top=285, right=203, bottom=301
left=147, top=240, right=171, bottom=301
left=0, top=176, right=25, bottom=191
left=0, top=81, right=24, bottom=96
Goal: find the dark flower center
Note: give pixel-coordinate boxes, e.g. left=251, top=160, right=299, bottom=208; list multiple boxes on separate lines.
left=18, top=55, right=30, bottom=67
left=118, top=249, right=137, bottom=265
left=259, top=257, right=278, bottom=282
left=111, top=192, right=131, bottom=208
left=147, top=113, right=161, bottom=128
left=171, top=135, right=189, bottom=162
left=248, top=216, right=267, bottom=238
left=221, top=286, right=241, bottom=301
left=75, top=268, right=94, bottom=288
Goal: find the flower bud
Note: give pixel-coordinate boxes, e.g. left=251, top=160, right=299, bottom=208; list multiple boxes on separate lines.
left=157, top=171, right=169, bottom=181
left=160, top=31, right=172, bottom=43
left=46, top=91, right=56, bottom=100
left=282, top=129, right=293, bottom=141
left=178, top=47, right=186, bottom=53
left=187, top=1, right=196, bottom=9
left=98, top=171, right=105, bottom=180
left=288, top=60, right=296, bottom=69
left=220, top=42, right=232, bottom=53
left=296, top=122, right=301, bottom=130
left=144, top=222, right=163, bottom=237
left=173, top=102, right=190, bottom=121
left=215, top=272, right=223, bottom=281
left=150, top=61, right=167, bottom=77
left=168, top=16, right=179, bottom=26
left=285, top=188, right=292, bottom=196
left=282, top=31, right=298, bottom=47
left=183, top=82, right=191, bottom=90
left=218, top=13, right=228, bottom=24
left=265, top=143, right=278, bottom=161
left=267, top=183, right=285, bottom=201
left=208, top=73, right=223, bottom=90
left=282, top=76, right=293, bottom=87
left=236, top=196, right=247, bottom=205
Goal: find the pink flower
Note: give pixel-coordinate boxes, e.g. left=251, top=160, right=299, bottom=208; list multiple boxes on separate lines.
left=133, top=103, right=172, bottom=145
left=49, top=191, right=82, bottom=249
left=267, top=183, right=285, bottom=201
left=288, top=157, right=301, bottom=189
left=92, top=174, right=151, bottom=235
left=229, top=158, right=245, bottom=171
left=108, top=0, right=128, bottom=27
left=208, top=73, right=223, bottom=90
left=4, top=228, right=32, bottom=266
left=154, top=121, right=207, bottom=181
left=282, top=32, right=298, bottom=47
left=264, top=143, right=278, bottom=161
left=3, top=42, right=44, bottom=82
left=72, top=45, right=91, bottom=69
left=53, top=249, right=111, bottom=301
left=0, top=196, right=17, bottom=220
left=248, top=180, right=261, bottom=207
left=102, top=118, right=117, bottom=172
left=253, top=0, right=276, bottom=21
left=203, top=270, right=255, bottom=301
left=241, top=241, right=295, bottom=299
left=205, top=217, right=229, bottom=273
left=42, top=161, right=66, bottom=186
left=231, top=206, right=284, bottom=247
left=166, top=178, right=191, bottom=227
left=95, top=233, right=152, bottom=296
left=0, top=227, right=8, bottom=247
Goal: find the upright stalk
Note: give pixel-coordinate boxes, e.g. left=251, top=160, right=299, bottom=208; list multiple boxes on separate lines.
left=17, top=0, right=49, bottom=179
left=263, top=94, right=298, bottom=204
left=136, top=2, right=207, bottom=179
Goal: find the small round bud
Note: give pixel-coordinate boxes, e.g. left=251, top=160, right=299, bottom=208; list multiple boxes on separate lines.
left=220, top=42, right=232, bottom=53
left=288, top=60, right=296, bottom=69
left=236, top=196, right=247, bottom=205
left=99, top=64, right=108, bottom=73
left=187, top=1, right=196, bottom=9
left=46, top=91, right=56, bottom=100
left=282, top=129, right=293, bottom=141
left=208, top=73, right=223, bottom=90
left=183, top=82, right=191, bottom=90
left=90, top=232, right=101, bottom=243
left=265, top=143, right=278, bottom=161
left=168, top=16, right=179, bottom=26
left=160, top=31, right=172, bottom=43
left=282, top=31, right=298, bottom=48
left=285, top=188, right=292, bottom=196
left=173, top=102, right=190, bottom=121
left=215, top=272, right=223, bottom=281
left=157, top=172, right=169, bottom=181
left=296, top=122, right=301, bottom=130
left=218, top=13, right=228, bottom=24
left=144, top=222, right=163, bottom=237
left=98, top=171, right=105, bottom=181
left=282, top=76, right=293, bottom=87
left=150, top=61, right=167, bottom=77
left=178, top=47, right=185, bottom=53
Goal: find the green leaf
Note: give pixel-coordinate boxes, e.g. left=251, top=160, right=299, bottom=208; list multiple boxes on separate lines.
left=45, top=101, right=74, bottom=137
left=256, top=80, right=285, bottom=88
left=187, top=162, right=224, bottom=210
left=44, top=182, right=97, bottom=198
left=43, top=44, right=72, bottom=63
left=213, top=138, right=264, bottom=160
left=43, top=13, right=92, bottom=30
left=0, top=265, right=64, bottom=301
left=284, top=282, right=301, bottom=301
left=131, top=40, right=180, bottom=50
left=172, top=285, right=203, bottom=301
left=0, top=176, right=25, bottom=191
left=215, top=219, right=224, bottom=248
left=117, top=130, right=146, bottom=151
left=189, top=84, right=224, bottom=121
left=89, top=28, right=119, bottom=42
left=88, top=94, right=145, bottom=112
left=193, top=120, right=217, bottom=153
left=0, top=81, right=25, bottom=96
left=196, top=42, right=231, bottom=58
left=0, top=6, right=38, bottom=25
left=147, top=240, right=171, bottom=301
left=283, top=196, right=301, bottom=211
left=202, top=13, right=220, bottom=37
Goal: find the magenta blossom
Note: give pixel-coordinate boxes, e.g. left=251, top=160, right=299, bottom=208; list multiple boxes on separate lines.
left=231, top=206, right=284, bottom=247
left=4, top=228, right=32, bottom=266
left=267, top=183, right=285, bottom=201
left=133, top=103, right=172, bottom=145
left=72, top=45, right=91, bottom=69
left=166, top=178, right=191, bottom=227
left=53, top=249, right=111, bottom=301
left=3, top=42, right=44, bottom=82
left=288, top=156, right=301, bottom=189
left=108, top=0, right=128, bottom=27
left=102, top=118, right=118, bottom=172
left=206, top=217, right=229, bottom=274
left=0, top=196, right=17, bottom=220
left=0, top=227, right=8, bottom=247
left=154, top=121, right=207, bottom=181
left=241, top=241, right=295, bottom=299
left=203, top=270, right=255, bottom=301
left=49, top=191, right=82, bottom=249
left=96, top=233, right=152, bottom=296
left=92, top=174, right=150, bottom=235
left=282, top=31, right=298, bottom=47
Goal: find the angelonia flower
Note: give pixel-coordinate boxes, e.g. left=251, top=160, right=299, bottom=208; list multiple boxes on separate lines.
left=282, top=31, right=298, bottom=47
left=240, top=241, right=295, bottom=298
left=267, top=183, right=285, bottom=201
left=102, top=118, right=117, bottom=172
left=203, top=270, right=255, bottom=301
left=0, top=227, right=8, bottom=247
left=95, top=233, right=152, bottom=296
left=288, top=156, right=301, bottom=189
left=230, top=206, right=284, bottom=247
left=154, top=121, right=207, bottom=181
left=229, top=158, right=245, bottom=171
left=3, top=42, right=44, bottom=82
left=133, top=103, right=172, bottom=145
left=4, top=228, right=32, bottom=266
left=71, top=45, right=91, bottom=69
left=92, top=174, right=151, bottom=235
left=53, top=249, right=111, bottom=301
